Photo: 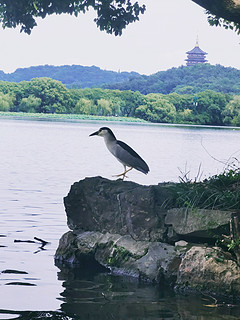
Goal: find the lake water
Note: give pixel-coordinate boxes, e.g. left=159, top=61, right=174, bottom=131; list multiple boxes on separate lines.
left=0, top=118, right=240, bottom=320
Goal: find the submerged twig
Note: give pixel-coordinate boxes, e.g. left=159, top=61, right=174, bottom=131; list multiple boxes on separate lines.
left=14, top=237, right=50, bottom=254
left=14, top=240, right=35, bottom=243
left=34, top=237, right=49, bottom=246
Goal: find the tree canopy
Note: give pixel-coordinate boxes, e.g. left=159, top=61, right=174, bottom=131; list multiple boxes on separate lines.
left=0, top=0, right=145, bottom=35
left=1, top=77, right=240, bottom=126
left=104, top=64, right=240, bottom=95
left=0, top=0, right=239, bottom=35
left=192, top=0, right=240, bottom=34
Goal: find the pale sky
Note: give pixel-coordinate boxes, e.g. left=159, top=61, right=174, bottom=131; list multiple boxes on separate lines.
left=0, top=0, right=239, bottom=75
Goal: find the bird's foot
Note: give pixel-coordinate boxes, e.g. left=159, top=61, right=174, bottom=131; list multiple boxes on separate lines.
left=113, top=173, right=129, bottom=180
left=113, top=167, right=133, bottom=180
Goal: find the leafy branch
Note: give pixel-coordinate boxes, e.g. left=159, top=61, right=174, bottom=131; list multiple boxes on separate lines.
left=207, top=12, right=240, bottom=34
left=0, top=0, right=146, bottom=35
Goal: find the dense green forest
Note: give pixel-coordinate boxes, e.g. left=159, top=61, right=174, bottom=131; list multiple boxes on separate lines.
left=1, top=64, right=240, bottom=95
left=1, top=77, right=240, bottom=126
left=105, top=64, right=240, bottom=95
left=0, top=65, right=139, bottom=88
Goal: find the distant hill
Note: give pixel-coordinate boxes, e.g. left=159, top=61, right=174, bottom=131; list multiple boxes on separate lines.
left=0, top=65, right=140, bottom=88
left=104, top=64, right=240, bottom=95
left=1, top=64, right=240, bottom=95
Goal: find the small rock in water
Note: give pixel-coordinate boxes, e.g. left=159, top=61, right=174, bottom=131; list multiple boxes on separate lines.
left=175, top=240, right=188, bottom=247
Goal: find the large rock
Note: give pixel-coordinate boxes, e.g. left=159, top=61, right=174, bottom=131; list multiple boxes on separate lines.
left=55, top=230, right=181, bottom=283
left=55, top=177, right=240, bottom=297
left=55, top=230, right=240, bottom=297
left=165, top=208, right=232, bottom=241
left=176, top=246, right=240, bottom=297
left=64, top=177, right=234, bottom=243
left=64, top=176, right=173, bottom=242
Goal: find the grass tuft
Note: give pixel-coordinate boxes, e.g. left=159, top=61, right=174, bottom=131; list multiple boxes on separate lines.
left=172, top=169, right=240, bottom=211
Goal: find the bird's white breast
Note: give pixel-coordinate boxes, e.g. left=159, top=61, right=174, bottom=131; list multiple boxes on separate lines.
left=104, top=138, right=126, bottom=166
left=105, top=139, right=117, bottom=156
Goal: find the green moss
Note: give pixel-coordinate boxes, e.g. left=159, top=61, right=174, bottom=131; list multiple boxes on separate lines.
left=104, top=244, right=148, bottom=268
left=107, top=246, right=131, bottom=267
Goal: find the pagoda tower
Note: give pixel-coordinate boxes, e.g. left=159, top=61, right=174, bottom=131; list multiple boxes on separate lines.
left=185, top=38, right=208, bottom=66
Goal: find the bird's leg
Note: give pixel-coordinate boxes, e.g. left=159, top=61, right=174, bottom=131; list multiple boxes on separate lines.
left=114, top=166, right=133, bottom=180
left=122, top=167, right=133, bottom=180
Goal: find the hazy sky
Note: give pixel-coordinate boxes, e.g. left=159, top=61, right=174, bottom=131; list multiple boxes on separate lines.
left=0, top=0, right=239, bottom=75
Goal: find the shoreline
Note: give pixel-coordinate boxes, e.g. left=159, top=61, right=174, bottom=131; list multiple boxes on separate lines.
left=0, top=111, right=146, bottom=124
left=0, top=111, right=240, bottom=130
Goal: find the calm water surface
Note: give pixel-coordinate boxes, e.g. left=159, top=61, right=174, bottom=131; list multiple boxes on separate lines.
left=0, top=119, right=240, bottom=320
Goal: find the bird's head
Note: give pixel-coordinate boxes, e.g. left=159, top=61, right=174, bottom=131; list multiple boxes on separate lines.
left=89, top=127, right=116, bottom=140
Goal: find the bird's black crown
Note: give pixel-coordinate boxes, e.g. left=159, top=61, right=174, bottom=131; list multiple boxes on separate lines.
left=99, top=127, right=116, bottom=139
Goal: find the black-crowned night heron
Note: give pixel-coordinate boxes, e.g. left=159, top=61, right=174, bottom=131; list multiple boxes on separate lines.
left=89, top=127, right=150, bottom=180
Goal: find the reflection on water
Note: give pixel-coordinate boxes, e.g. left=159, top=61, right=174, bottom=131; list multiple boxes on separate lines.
left=1, top=263, right=240, bottom=320
left=0, top=119, right=240, bottom=319
left=57, top=264, right=240, bottom=320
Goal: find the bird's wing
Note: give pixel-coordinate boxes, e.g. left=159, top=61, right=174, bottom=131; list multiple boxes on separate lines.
left=115, top=140, right=149, bottom=174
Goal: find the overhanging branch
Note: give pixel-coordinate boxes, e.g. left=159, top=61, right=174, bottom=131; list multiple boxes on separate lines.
left=192, top=0, right=240, bottom=24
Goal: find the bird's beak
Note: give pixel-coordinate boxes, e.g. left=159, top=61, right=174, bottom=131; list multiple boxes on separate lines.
left=89, top=130, right=99, bottom=137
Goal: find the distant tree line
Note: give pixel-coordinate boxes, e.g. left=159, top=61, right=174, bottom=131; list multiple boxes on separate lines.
left=1, top=77, right=240, bottom=126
